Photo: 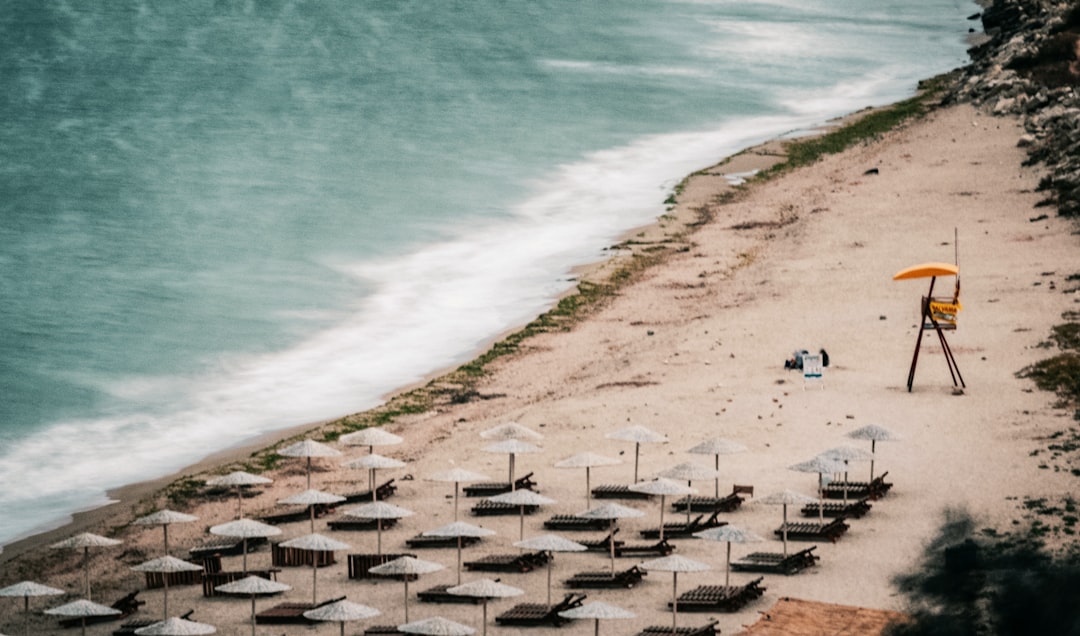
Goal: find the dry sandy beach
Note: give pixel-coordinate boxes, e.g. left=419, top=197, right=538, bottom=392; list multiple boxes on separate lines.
left=3, top=98, right=1077, bottom=635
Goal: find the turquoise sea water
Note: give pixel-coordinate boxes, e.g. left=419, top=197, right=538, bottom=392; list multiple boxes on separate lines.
left=0, top=0, right=977, bottom=546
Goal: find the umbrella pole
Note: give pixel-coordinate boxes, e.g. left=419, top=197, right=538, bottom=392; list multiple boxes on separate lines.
left=509, top=454, right=516, bottom=490
left=843, top=469, right=850, bottom=504
left=312, top=556, right=318, bottom=605
left=242, top=538, right=249, bottom=574
left=586, top=467, right=591, bottom=509
left=404, top=578, right=410, bottom=622
left=519, top=505, right=525, bottom=541
left=371, top=469, right=377, bottom=502
left=24, top=596, right=29, bottom=636
left=236, top=486, right=244, bottom=519
left=457, top=537, right=463, bottom=585
left=306, top=457, right=312, bottom=490
left=83, top=546, right=91, bottom=600
left=341, top=622, right=346, bottom=636
left=547, top=559, right=553, bottom=608
left=594, top=618, right=600, bottom=636
left=164, top=525, right=170, bottom=557
left=482, top=599, right=489, bottom=636
left=659, top=495, right=666, bottom=542
left=818, top=474, right=825, bottom=527
left=686, top=481, right=692, bottom=524
left=725, top=542, right=731, bottom=587
left=671, top=572, right=679, bottom=632
left=250, top=596, right=257, bottom=636
left=81, top=617, right=87, bottom=636
left=714, top=454, right=720, bottom=498
left=634, top=443, right=640, bottom=483
left=454, top=482, right=460, bottom=521
left=782, top=505, right=789, bottom=556
left=609, top=520, right=617, bottom=575
left=310, top=505, right=316, bottom=533
left=870, top=440, right=877, bottom=481
left=377, top=518, right=384, bottom=557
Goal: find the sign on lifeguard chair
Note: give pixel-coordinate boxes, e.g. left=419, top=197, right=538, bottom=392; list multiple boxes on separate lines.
left=802, top=353, right=824, bottom=390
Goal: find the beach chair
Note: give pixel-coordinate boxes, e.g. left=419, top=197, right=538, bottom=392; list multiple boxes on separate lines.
left=417, top=583, right=486, bottom=604
left=260, top=502, right=336, bottom=525
left=822, top=472, right=893, bottom=500
left=470, top=499, right=540, bottom=516
left=342, top=478, right=398, bottom=504
left=590, top=484, right=652, bottom=500
left=801, top=497, right=872, bottom=519
left=671, top=491, right=744, bottom=513
left=634, top=621, right=719, bottom=636
left=405, top=534, right=483, bottom=549
left=668, top=577, right=766, bottom=612
left=113, top=609, right=194, bottom=635
left=615, top=538, right=675, bottom=557
left=543, top=514, right=613, bottom=532
left=364, top=627, right=404, bottom=635
left=464, top=550, right=551, bottom=573
left=639, top=511, right=726, bottom=539
left=494, top=592, right=586, bottom=627
left=580, top=529, right=626, bottom=552
left=327, top=516, right=400, bottom=531
left=255, top=596, right=346, bottom=624
left=731, top=546, right=819, bottom=575
left=462, top=472, right=536, bottom=497
left=59, top=591, right=144, bottom=629
left=189, top=535, right=267, bottom=559
left=202, top=569, right=280, bottom=597
left=348, top=553, right=418, bottom=580
left=271, top=542, right=337, bottom=567
left=564, top=565, right=646, bottom=589
left=774, top=518, right=850, bottom=543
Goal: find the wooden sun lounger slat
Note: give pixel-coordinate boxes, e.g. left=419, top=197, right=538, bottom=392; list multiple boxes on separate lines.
left=348, top=553, right=418, bottom=580
left=405, top=534, right=483, bottom=549
left=494, top=593, right=586, bottom=627
left=271, top=543, right=337, bottom=567
left=634, top=621, right=719, bottom=636
left=464, top=550, right=550, bottom=572
left=341, top=479, right=398, bottom=504
left=260, top=503, right=336, bottom=526
left=364, top=627, right=404, bottom=635
left=639, top=512, right=726, bottom=539
left=801, top=498, right=872, bottom=519
left=543, top=515, right=613, bottom=531
left=671, top=493, right=744, bottom=513
left=255, top=596, right=345, bottom=624
left=143, top=568, right=203, bottom=589
left=731, top=546, right=819, bottom=575
left=774, top=518, right=849, bottom=543
left=189, top=536, right=266, bottom=559
left=327, top=516, right=400, bottom=532
left=470, top=499, right=540, bottom=516
left=668, top=578, right=766, bottom=613
left=821, top=472, right=892, bottom=500
left=564, top=566, right=646, bottom=589
left=203, top=569, right=280, bottom=597
left=590, top=484, right=652, bottom=500
left=418, top=584, right=486, bottom=604
left=615, top=538, right=674, bottom=557
left=462, top=472, right=536, bottom=497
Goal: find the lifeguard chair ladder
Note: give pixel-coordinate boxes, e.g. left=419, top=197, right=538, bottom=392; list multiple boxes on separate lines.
left=893, top=262, right=965, bottom=393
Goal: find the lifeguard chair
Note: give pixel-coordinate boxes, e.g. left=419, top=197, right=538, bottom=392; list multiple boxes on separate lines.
left=893, top=261, right=964, bottom=392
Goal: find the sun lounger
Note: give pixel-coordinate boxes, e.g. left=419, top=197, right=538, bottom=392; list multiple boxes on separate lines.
left=464, top=550, right=551, bottom=573
left=801, top=497, right=872, bottom=519
left=364, top=627, right=404, bottom=635
left=470, top=499, right=540, bottom=516
left=774, top=518, right=849, bottom=543
left=543, top=515, right=613, bottom=532
left=255, top=596, right=346, bottom=624
left=634, top=620, right=719, bottom=636
left=668, top=578, right=766, bottom=613
left=417, top=583, right=486, bottom=604
left=189, top=535, right=267, bottom=559
left=59, top=591, right=144, bottom=629
left=202, top=569, right=280, bottom=597
left=405, top=533, right=483, bottom=549
left=342, top=479, right=398, bottom=504
left=113, top=610, right=194, bottom=635
left=590, top=484, right=652, bottom=500
left=639, top=511, right=726, bottom=539
left=564, top=565, right=646, bottom=589
left=671, top=492, right=744, bottom=513
left=271, top=542, right=337, bottom=567
left=462, top=472, right=536, bottom=497
left=327, top=516, right=400, bottom=531
left=580, top=529, right=626, bottom=552
left=348, top=553, right=418, bottom=580
left=822, top=471, right=892, bottom=500
left=495, top=592, right=586, bottom=627
left=616, top=538, right=675, bottom=557
left=731, top=546, right=819, bottom=575
left=260, top=503, right=336, bottom=525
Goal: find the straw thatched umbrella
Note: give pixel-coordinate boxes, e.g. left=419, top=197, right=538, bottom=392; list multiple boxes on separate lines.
left=398, top=616, right=475, bottom=636
left=447, top=578, right=524, bottom=636
left=49, top=532, right=122, bottom=600
left=819, top=446, right=875, bottom=503
left=130, top=555, right=203, bottom=619
left=659, top=462, right=724, bottom=523
left=209, top=518, right=282, bottom=573
left=757, top=490, right=818, bottom=555
left=205, top=471, right=273, bottom=519
left=343, top=501, right=415, bottom=556
left=0, top=580, right=64, bottom=636
left=639, top=555, right=710, bottom=632
left=847, top=424, right=901, bottom=481
left=789, top=456, right=848, bottom=526
left=482, top=439, right=541, bottom=489
left=278, top=489, right=346, bottom=532
left=606, top=425, right=668, bottom=483
left=368, top=556, right=445, bottom=622
left=628, top=478, right=696, bottom=542
left=513, top=534, right=587, bottom=607
left=422, top=521, right=496, bottom=584
left=558, top=601, right=635, bottom=636
left=686, top=438, right=747, bottom=498
left=44, top=599, right=120, bottom=636
left=278, top=439, right=341, bottom=489
left=487, top=489, right=555, bottom=540
left=578, top=503, right=644, bottom=574
left=553, top=452, right=620, bottom=508
left=214, top=575, right=291, bottom=636
left=133, top=617, right=216, bottom=635
left=693, top=525, right=764, bottom=585
left=341, top=427, right=404, bottom=453
left=303, top=599, right=381, bottom=636
left=134, top=510, right=199, bottom=557
left=279, top=533, right=350, bottom=604
left=427, top=468, right=490, bottom=521
left=342, top=453, right=407, bottom=500
left=479, top=422, right=543, bottom=442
